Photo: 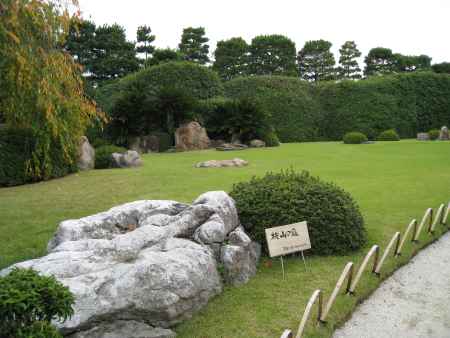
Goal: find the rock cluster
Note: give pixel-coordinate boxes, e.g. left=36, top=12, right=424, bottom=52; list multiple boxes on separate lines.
left=195, top=158, right=249, bottom=168
left=417, top=132, right=429, bottom=141
left=1, top=192, right=259, bottom=338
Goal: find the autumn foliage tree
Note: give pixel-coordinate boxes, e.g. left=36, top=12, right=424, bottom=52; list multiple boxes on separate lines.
left=0, top=0, right=102, bottom=182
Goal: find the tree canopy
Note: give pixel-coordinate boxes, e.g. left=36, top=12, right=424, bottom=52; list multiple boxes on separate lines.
left=136, top=25, right=155, bottom=64
left=147, top=48, right=184, bottom=67
left=364, top=47, right=396, bottom=76
left=298, top=39, right=336, bottom=82
left=213, top=37, right=249, bottom=80
left=432, top=62, right=450, bottom=74
left=248, top=35, right=297, bottom=76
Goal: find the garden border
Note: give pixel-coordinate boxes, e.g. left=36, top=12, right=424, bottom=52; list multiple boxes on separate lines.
left=280, top=201, right=450, bottom=338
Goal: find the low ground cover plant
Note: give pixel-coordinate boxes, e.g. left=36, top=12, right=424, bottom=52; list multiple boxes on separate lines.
left=230, top=169, right=367, bottom=255
left=343, top=131, right=368, bottom=144
left=0, top=268, right=74, bottom=338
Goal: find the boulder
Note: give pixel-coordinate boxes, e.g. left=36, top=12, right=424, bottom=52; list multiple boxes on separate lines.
left=216, top=143, right=248, bottom=151
left=195, top=158, right=249, bottom=168
left=439, top=126, right=449, bottom=140
left=77, top=136, right=95, bottom=171
left=175, top=122, right=210, bottom=151
left=417, top=132, right=429, bottom=141
left=1, top=191, right=259, bottom=337
left=249, top=139, right=266, bottom=148
left=111, top=150, right=143, bottom=168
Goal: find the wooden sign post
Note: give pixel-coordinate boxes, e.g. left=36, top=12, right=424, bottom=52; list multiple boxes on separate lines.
left=265, top=221, right=311, bottom=279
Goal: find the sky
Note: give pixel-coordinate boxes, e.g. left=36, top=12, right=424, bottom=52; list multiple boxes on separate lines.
left=77, top=0, right=450, bottom=66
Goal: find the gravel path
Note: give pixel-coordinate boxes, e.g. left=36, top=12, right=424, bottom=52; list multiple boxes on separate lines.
left=333, top=231, right=450, bottom=338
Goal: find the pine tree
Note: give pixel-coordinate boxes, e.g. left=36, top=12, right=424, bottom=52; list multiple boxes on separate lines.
left=298, top=40, right=335, bottom=82
left=136, top=25, right=155, bottom=64
left=364, top=47, right=396, bottom=76
left=337, top=41, right=362, bottom=80
left=178, top=27, right=209, bottom=64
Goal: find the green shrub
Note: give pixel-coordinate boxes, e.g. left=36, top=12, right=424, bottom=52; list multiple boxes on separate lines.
left=0, top=268, right=74, bottom=337
left=0, top=128, right=76, bottom=187
left=261, top=130, right=280, bottom=147
left=377, top=129, right=400, bottom=141
left=224, top=76, right=321, bottom=142
left=200, top=97, right=271, bottom=143
left=230, top=170, right=366, bottom=255
left=95, top=145, right=126, bottom=169
left=343, top=132, right=368, bottom=144
left=428, top=129, right=440, bottom=140
left=91, top=138, right=111, bottom=149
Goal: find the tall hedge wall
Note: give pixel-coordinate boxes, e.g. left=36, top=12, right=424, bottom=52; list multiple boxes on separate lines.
left=224, top=76, right=321, bottom=142
left=317, top=72, right=450, bottom=140
left=225, top=72, right=450, bottom=141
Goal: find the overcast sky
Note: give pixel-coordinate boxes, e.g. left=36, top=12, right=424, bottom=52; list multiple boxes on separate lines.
left=77, top=0, right=450, bottom=65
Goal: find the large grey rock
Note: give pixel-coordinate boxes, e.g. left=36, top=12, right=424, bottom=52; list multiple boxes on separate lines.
left=195, top=158, right=249, bottom=168
left=68, top=321, right=176, bottom=338
left=77, top=136, right=95, bottom=171
left=439, top=126, right=449, bottom=140
left=111, top=150, right=143, bottom=168
left=2, top=191, right=259, bottom=337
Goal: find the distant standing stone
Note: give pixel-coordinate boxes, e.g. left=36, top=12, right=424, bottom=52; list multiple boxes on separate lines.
left=111, top=150, right=143, bottom=168
left=77, top=136, right=95, bottom=171
left=195, top=158, right=249, bottom=168
left=175, top=121, right=210, bottom=151
left=249, top=139, right=266, bottom=148
left=417, top=132, right=429, bottom=141
left=439, top=126, right=449, bottom=140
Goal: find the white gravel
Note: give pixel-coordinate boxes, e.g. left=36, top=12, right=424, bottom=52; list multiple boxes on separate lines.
left=333, top=231, right=450, bottom=338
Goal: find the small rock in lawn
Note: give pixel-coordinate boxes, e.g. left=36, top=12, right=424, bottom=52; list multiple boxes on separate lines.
left=216, top=143, right=248, bottom=151
left=111, top=150, right=143, bottom=168
left=249, top=139, right=266, bottom=148
left=195, top=158, right=249, bottom=168
left=417, top=132, right=429, bottom=141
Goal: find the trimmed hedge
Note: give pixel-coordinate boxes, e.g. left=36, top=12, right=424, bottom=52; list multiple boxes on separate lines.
left=223, top=72, right=450, bottom=142
left=95, top=145, right=126, bottom=169
left=230, top=170, right=367, bottom=255
left=224, top=76, right=321, bottom=142
left=0, top=128, right=77, bottom=187
left=377, top=129, right=400, bottom=141
left=343, top=132, right=368, bottom=144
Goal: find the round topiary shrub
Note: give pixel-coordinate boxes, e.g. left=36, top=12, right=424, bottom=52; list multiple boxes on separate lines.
left=95, top=145, right=126, bottom=169
left=343, top=131, right=368, bottom=144
left=428, top=129, right=440, bottom=140
left=230, top=170, right=367, bottom=255
left=377, top=129, right=400, bottom=141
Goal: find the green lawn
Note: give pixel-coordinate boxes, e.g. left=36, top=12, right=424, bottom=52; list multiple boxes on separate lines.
left=1, top=140, right=449, bottom=337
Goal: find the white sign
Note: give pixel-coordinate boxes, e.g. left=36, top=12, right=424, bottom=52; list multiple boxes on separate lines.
left=265, top=222, right=311, bottom=258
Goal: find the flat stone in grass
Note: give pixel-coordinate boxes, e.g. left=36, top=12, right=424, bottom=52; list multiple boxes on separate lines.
left=195, top=158, right=249, bottom=168
left=216, top=143, right=248, bottom=151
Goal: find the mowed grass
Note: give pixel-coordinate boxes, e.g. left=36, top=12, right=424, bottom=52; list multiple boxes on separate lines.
left=0, top=140, right=449, bottom=337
